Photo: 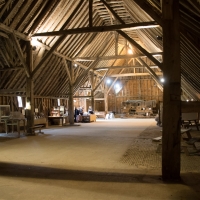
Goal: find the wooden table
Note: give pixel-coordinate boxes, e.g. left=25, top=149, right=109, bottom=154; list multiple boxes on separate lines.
left=48, top=116, right=68, bottom=126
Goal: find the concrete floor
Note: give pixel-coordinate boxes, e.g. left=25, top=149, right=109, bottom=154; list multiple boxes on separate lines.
left=0, top=118, right=200, bottom=200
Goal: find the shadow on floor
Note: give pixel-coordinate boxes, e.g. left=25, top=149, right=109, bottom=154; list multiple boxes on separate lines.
left=0, top=161, right=176, bottom=184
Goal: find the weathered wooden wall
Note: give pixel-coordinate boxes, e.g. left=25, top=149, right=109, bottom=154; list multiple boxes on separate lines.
left=0, top=78, right=163, bottom=114
left=107, top=78, right=163, bottom=113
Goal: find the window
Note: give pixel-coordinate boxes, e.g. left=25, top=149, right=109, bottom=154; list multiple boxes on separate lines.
left=57, top=98, right=60, bottom=106
left=17, top=96, right=23, bottom=107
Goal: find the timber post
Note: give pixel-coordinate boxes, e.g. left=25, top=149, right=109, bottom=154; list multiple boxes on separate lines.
left=26, top=41, right=35, bottom=134
left=68, top=84, right=74, bottom=125
left=162, top=0, right=181, bottom=180
left=104, top=84, right=108, bottom=114
left=68, top=61, right=75, bottom=125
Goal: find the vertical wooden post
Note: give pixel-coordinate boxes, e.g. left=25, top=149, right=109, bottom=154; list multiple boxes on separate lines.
left=68, top=61, right=75, bottom=125
left=68, top=84, right=74, bottom=125
left=26, top=41, right=34, bottom=134
left=91, top=91, right=95, bottom=111
left=162, top=0, right=181, bottom=180
left=105, top=85, right=108, bottom=113
left=83, top=91, right=87, bottom=113
left=90, top=72, right=95, bottom=111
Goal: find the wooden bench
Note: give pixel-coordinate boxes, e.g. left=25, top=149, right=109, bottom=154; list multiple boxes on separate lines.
left=156, top=128, right=192, bottom=156
left=30, top=125, right=44, bottom=135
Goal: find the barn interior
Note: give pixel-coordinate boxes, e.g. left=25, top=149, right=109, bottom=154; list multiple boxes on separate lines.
left=0, top=0, right=200, bottom=199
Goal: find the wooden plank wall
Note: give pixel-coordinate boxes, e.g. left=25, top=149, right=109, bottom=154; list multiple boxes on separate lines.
left=0, top=79, right=163, bottom=114
left=107, top=78, right=163, bottom=113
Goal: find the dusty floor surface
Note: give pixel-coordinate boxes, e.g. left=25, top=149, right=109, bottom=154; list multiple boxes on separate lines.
left=0, top=118, right=200, bottom=200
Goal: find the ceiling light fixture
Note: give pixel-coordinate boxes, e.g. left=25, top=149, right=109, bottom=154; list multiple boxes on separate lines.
left=160, top=78, right=165, bottom=83
left=128, top=49, right=133, bottom=54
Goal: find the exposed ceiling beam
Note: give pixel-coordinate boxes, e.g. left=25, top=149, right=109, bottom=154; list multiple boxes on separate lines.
left=10, top=33, right=30, bottom=77
left=0, top=88, right=26, bottom=93
left=99, top=0, right=163, bottom=71
left=31, top=0, right=85, bottom=78
left=0, top=18, right=161, bottom=79
left=89, top=0, right=93, bottom=27
left=94, top=70, right=109, bottom=92
left=32, top=21, right=158, bottom=37
left=117, top=30, right=163, bottom=70
left=109, top=72, right=162, bottom=77
left=136, top=58, right=163, bottom=91
left=0, top=23, right=30, bottom=41
left=94, top=65, right=158, bottom=71
left=73, top=52, right=162, bottom=61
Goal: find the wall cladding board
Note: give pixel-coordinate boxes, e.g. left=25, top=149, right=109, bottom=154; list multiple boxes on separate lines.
left=108, top=79, right=163, bottom=113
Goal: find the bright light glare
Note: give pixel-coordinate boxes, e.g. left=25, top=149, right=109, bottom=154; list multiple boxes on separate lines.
left=123, top=25, right=159, bottom=31
left=128, top=49, right=133, bottom=54
left=160, top=78, right=165, bottom=83
left=114, top=83, right=122, bottom=94
left=115, top=83, right=120, bottom=89
left=31, top=37, right=38, bottom=46
left=17, top=96, right=23, bottom=107
left=106, top=79, right=111, bottom=84
left=57, top=98, right=60, bottom=106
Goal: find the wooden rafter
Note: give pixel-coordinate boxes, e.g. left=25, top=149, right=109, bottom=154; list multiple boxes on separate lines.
left=107, top=68, right=125, bottom=94
left=3, top=38, right=15, bottom=66
left=10, top=33, right=30, bottom=77
left=63, top=58, right=73, bottom=86
left=73, top=52, right=162, bottom=61
left=33, top=21, right=158, bottom=37
left=117, top=31, right=162, bottom=69
left=136, top=58, right=163, bottom=91
left=109, top=72, right=162, bottom=77
left=133, top=0, right=162, bottom=25
left=94, top=64, right=158, bottom=71
left=0, top=31, right=8, bottom=38
left=73, top=59, right=99, bottom=90
left=0, top=0, right=13, bottom=19
left=89, top=0, right=93, bottom=27
left=31, top=0, right=85, bottom=78
left=187, top=0, right=200, bottom=13
left=74, top=65, right=81, bottom=81
left=100, top=0, right=163, bottom=70
left=33, top=47, right=46, bottom=68
left=94, top=70, right=109, bottom=92
left=0, top=48, right=11, bottom=67
left=0, top=23, right=101, bottom=77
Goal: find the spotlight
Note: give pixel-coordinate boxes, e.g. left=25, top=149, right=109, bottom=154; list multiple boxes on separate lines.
left=106, top=79, right=111, bottom=84
left=160, top=78, right=165, bottom=83
left=128, top=49, right=133, bottom=54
